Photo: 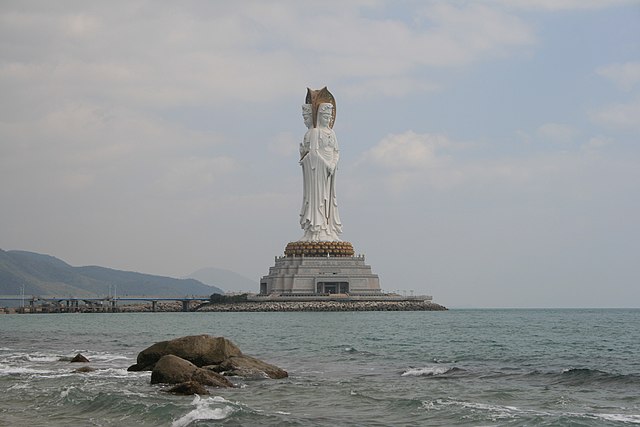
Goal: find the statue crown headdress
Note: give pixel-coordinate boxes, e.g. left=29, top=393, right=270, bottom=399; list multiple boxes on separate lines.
left=305, top=86, right=336, bottom=128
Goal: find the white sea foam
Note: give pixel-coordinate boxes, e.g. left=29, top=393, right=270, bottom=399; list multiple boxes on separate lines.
left=427, top=398, right=548, bottom=419
left=592, top=413, right=640, bottom=424
left=25, top=354, right=59, bottom=362
left=402, top=366, right=451, bottom=376
left=0, top=364, right=52, bottom=375
left=93, top=368, right=134, bottom=378
left=171, top=395, right=235, bottom=427
left=427, top=398, right=639, bottom=424
left=60, top=386, right=74, bottom=399
left=89, top=353, right=130, bottom=362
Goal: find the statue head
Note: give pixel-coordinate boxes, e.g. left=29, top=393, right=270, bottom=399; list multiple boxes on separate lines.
left=305, top=86, right=336, bottom=128
left=317, top=103, right=333, bottom=128
left=302, top=104, right=312, bottom=129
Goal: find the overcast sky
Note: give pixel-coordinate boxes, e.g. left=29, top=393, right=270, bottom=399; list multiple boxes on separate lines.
left=1, top=1, right=639, bottom=308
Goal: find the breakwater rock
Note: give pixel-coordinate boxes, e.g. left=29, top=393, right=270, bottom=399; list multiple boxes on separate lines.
left=198, top=300, right=447, bottom=312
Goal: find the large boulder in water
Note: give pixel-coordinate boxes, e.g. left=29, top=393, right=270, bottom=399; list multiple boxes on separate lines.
left=128, top=335, right=242, bottom=371
left=150, top=354, right=232, bottom=388
left=128, top=334, right=287, bottom=379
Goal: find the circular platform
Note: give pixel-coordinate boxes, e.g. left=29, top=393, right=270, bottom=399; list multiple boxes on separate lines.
left=285, top=241, right=355, bottom=257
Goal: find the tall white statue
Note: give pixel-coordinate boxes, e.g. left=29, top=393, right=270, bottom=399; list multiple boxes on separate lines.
left=299, top=88, right=342, bottom=242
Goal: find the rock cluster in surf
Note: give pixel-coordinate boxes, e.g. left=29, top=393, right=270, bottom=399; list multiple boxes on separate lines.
left=128, top=334, right=288, bottom=395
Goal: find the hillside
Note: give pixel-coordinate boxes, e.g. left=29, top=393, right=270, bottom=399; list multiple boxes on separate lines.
left=0, top=249, right=223, bottom=297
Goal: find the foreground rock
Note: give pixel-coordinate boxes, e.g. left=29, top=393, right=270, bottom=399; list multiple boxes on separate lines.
left=70, top=353, right=90, bottom=363
left=151, top=355, right=232, bottom=388
left=164, top=380, right=210, bottom=396
left=128, top=334, right=287, bottom=380
left=205, top=354, right=288, bottom=379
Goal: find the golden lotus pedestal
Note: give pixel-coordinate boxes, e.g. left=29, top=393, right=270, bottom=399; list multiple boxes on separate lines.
left=260, top=241, right=381, bottom=296
left=284, top=241, right=355, bottom=257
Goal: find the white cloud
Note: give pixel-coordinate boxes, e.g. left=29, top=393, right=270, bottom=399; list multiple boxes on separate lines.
left=358, top=131, right=461, bottom=193
left=597, top=61, right=640, bottom=90
left=355, top=130, right=617, bottom=196
left=537, top=123, right=578, bottom=143
left=0, top=102, right=229, bottom=195
left=0, top=2, right=536, bottom=111
left=583, top=136, right=614, bottom=151
left=493, top=0, right=636, bottom=10
left=591, top=99, right=640, bottom=130
left=364, top=131, right=450, bottom=170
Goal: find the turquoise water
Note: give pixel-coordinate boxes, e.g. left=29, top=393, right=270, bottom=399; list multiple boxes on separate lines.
left=1, top=309, right=639, bottom=426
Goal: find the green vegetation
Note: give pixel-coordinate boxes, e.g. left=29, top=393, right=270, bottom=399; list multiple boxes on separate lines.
left=209, top=293, right=249, bottom=304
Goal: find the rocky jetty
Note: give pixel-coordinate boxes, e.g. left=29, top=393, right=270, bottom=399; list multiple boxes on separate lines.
left=128, top=334, right=288, bottom=387
left=198, top=300, right=447, bottom=312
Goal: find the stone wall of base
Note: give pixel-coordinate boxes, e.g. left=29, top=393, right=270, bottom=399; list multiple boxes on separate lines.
left=260, top=255, right=382, bottom=295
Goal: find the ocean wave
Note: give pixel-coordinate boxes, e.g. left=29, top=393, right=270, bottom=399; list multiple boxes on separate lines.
left=401, top=366, right=462, bottom=377
left=80, top=367, right=144, bottom=378
left=90, top=355, right=131, bottom=362
left=171, top=395, right=235, bottom=427
left=0, top=352, right=62, bottom=363
left=432, top=357, right=457, bottom=364
left=593, top=413, right=640, bottom=424
left=555, top=368, right=640, bottom=386
left=2, top=352, right=60, bottom=363
left=60, top=386, right=74, bottom=399
left=339, top=346, right=376, bottom=357
left=0, top=364, right=54, bottom=375
left=424, top=398, right=640, bottom=424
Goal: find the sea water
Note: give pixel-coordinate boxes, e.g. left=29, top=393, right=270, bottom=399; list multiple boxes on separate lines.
left=1, top=309, right=638, bottom=426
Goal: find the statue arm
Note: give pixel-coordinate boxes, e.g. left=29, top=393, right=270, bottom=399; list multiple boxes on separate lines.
left=300, top=131, right=311, bottom=161
left=328, top=132, right=339, bottom=174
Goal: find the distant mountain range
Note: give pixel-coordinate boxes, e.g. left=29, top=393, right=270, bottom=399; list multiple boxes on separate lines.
left=0, top=249, right=223, bottom=297
left=186, top=267, right=258, bottom=294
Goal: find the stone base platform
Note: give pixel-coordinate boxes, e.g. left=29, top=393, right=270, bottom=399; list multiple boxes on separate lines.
left=260, top=241, right=381, bottom=295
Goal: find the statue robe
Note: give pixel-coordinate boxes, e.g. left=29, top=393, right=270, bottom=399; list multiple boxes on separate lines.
left=299, top=127, right=342, bottom=241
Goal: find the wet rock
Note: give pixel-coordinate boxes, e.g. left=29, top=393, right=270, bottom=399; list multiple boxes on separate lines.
left=128, top=335, right=242, bottom=371
left=164, top=381, right=210, bottom=395
left=207, top=355, right=288, bottom=379
left=128, top=334, right=287, bottom=379
left=150, top=354, right=232, bottom=388
left=74, top=366, right=96, bottom=373
left=70, top=353, right=90, bottom=363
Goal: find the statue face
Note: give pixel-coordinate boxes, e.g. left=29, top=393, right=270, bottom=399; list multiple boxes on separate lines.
left=317, top=104, right=333, bottom=127
left=302, top=105, right=312, bottom=128
left=303, top=113, right=312, bottom=128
